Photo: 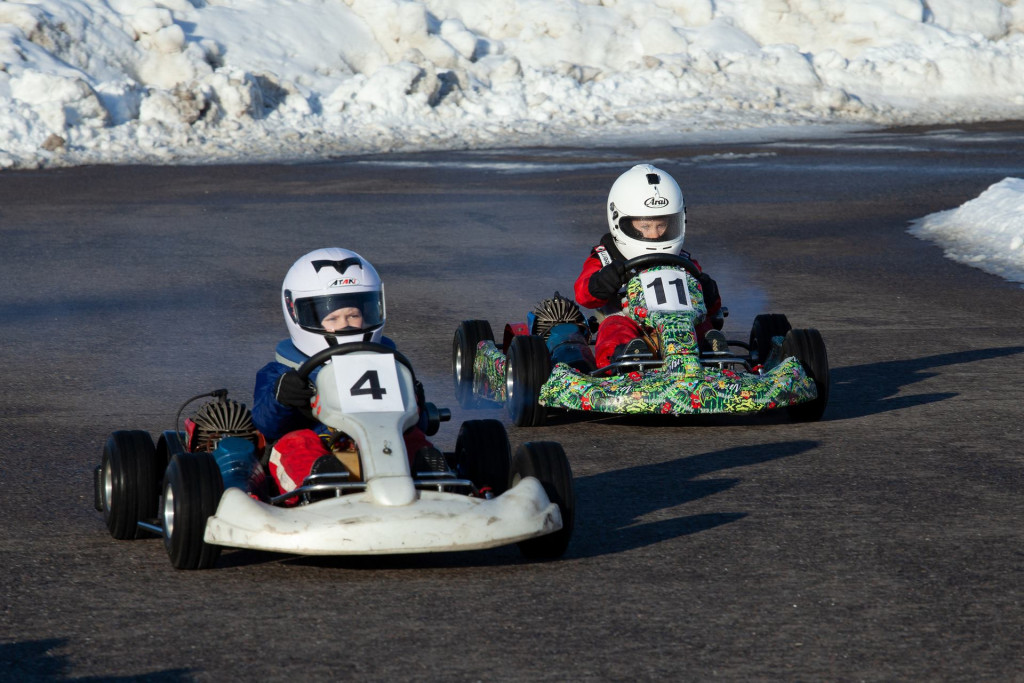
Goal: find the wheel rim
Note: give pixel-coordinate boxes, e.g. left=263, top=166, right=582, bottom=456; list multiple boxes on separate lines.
left=505, top=353, right=516, bottom=408
left=102, top=461, right=114, bottom=512
left=455, top=344, right=465, bottom=383
left=162, top=483, right=175, bottom=540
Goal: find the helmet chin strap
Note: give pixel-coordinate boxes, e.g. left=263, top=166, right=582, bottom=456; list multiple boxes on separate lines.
left=322, top=331, right=375, bottom=347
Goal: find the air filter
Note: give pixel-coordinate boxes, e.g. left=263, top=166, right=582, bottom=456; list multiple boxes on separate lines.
left=186, top=399, right=261, bottom=453
left=531, top=291, right=586, bottom=339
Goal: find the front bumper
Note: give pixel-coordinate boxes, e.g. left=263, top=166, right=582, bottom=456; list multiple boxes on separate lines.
left=538, top=357, right=817, bottom=415
left=204, top=476, right=562, bottom=555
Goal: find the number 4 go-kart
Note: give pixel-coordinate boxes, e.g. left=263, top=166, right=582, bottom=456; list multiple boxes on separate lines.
left=452, top=253, right=829, bottom=427
left=95, top=343, right=574, bottom=570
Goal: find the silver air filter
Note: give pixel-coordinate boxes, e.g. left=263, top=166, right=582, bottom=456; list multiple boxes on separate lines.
left=532, top=291, right=586, bottom=339
left=188, top=399, right=261, bottom=453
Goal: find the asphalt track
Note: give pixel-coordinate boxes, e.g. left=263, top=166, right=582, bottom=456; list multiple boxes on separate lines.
left=1, top=123, right=1022, bottom=681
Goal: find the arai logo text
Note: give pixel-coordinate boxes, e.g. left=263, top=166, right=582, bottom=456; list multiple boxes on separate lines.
left=644, top=196, right=670, bottom=209
left=330, top=278, right=359, bottom=286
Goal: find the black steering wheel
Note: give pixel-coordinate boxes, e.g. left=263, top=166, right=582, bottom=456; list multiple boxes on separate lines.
left=624, top=253, right=702, bottom=279
left=296, top=341, right=451, bottom=436
left=296, top=342, right=417, bottom=383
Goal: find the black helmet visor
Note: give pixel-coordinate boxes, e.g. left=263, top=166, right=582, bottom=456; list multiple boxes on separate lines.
left=288, top=291, right=385, bottom=332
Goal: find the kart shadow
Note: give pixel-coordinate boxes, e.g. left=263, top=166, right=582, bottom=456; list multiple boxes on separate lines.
left=0, top=638, right=192, bottom=681
left=217, top=440, right=816, bottom=571
left=547, top=409, right=787, bottom=428
left=542, top=345, right=1024, bottom=425
left=825, top=346, right=1024, bottom=420
left=568, top=439, right=818, bottom=558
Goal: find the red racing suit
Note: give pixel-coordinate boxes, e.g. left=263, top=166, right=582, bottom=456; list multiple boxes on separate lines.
left=573, top=234, right=723, bottom=368
left=252, top=339, right=431, bottom=499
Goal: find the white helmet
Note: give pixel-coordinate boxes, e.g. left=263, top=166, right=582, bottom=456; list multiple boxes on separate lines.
left=281, top=248, right=386, bottom=356
left=606, top=164, right=686, bottom=260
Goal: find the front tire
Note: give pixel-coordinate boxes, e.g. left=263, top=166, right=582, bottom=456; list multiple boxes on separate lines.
left=511, top=442, right=575, bottom=560
left=162, top=452, right=224, bottom=570
left=782, top=328, right=830, bottom=422
left=749, top=314, right=792, bottom=366
left=98, top=430, right=159, bottom=540
left=454, top=419, right=511, bottom=496
left=505, top=335, right=551, bottom=427
left=453, top=320, right=494, bottom=408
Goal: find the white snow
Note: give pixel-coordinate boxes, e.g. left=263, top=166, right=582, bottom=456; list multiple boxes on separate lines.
left=1, top=0, right=1023, bottom=283
left=910, top=178, right=1024, bottom=285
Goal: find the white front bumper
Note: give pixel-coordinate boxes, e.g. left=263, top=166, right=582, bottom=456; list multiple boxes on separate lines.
left=204, top=476, right=562, bottom=555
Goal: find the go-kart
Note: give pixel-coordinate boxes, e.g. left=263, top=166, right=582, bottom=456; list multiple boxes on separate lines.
left=95, top=343, right=574, bottom=569
left=452, top=253, right=829, bottom=427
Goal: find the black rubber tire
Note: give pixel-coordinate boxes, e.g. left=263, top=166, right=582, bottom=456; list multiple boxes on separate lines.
left=161, top=452, right=224, bottom=570
left=99, top=430, right=158, bottom=540
left=452, top=320, right=494, bottom=409
left=749, top=313, right=792, bottom=365
left=782, top=328, right=830, bottom=422
left=505, top=335, right=551, bottom=427
left=454, top=419, right=512, bottom=496
left=511, top=442, right=575, bottom=560
left=156, top=430, right=186, bottom=467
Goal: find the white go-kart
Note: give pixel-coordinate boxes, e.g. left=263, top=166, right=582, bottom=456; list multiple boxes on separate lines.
left=95, top=343, right=574, bottom=569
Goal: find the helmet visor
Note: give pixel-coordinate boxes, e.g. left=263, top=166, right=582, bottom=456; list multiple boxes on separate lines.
left=620, top=213, right=683, bottom=243
left=290, top=291, right=385, bottom=333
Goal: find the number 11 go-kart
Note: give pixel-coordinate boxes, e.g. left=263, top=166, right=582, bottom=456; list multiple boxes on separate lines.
left=95, top=343, right=574, bottom=569
left=452, top=254, right=829, bottom=427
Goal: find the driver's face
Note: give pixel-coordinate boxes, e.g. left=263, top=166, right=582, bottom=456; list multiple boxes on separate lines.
left=322, top=306, right=364, bottom=332
left=632, top=218, right=669, bottom=239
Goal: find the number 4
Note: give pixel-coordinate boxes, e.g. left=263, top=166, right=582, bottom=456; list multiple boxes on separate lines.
left=350, top=370, right=387, bottom=400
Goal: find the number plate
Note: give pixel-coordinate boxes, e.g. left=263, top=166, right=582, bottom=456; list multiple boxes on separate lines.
left=639, top=268, right=693, bottom=311
left=332, top=354, right=405, bottom=413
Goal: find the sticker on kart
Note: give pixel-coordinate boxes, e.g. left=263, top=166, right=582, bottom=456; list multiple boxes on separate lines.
left=638, top=268, right=693, bottom=312
left=329, top=353, right=404, bottom=413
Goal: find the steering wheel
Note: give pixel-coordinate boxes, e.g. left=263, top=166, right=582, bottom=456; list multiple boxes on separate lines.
left=296, top=342, right=417, bottom=383
left=624, top=253, right=703, bottom=279
left=296, top=341, right=450, bottom=436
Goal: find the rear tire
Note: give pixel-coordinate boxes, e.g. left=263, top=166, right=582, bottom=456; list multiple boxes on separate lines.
left=161, top=452, right=224, bottom=570
left=511, top=442, right=575, bottom=560
left=98, top=430, right=159, bottom=540
left=749, top=314, right=792, bottom=366
left=454, top=419, right=511, bottom=496
left=506, top=335, right=551, bottom=427
left=782, top=328, right=830, bottom=422
left=453, top=320, right=494, bottom=408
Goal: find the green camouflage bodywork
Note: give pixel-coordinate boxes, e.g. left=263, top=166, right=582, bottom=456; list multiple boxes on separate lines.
left=538, top=349, right=815, bottom=415
left=474, top=339, right=509, bottom=403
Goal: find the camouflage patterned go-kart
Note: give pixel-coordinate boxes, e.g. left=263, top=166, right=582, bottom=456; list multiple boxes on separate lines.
left=452, top=253, right=829, bottom=427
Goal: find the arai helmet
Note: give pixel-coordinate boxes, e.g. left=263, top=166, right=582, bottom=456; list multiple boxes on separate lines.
left=281, top=248, right=386, bottom=356
left=606, top=164, right=686, bottom=260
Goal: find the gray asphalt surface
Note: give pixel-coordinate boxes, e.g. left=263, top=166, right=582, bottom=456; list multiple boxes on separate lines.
left=1, top=123, right=1022, bottom=681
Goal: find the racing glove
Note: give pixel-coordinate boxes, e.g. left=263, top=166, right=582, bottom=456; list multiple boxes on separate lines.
left=275, top=370, right=314, bottom=410
left=698, top=272, right=720, bottom=306
left=588, top=260, right=627, bottom=301
left=414, top=379, right=426, bottom=408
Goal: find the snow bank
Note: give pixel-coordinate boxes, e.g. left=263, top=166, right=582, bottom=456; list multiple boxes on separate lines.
left=0, top=0, right=1023, bottom=169
left=909, top=178, right=1024, bottom=285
